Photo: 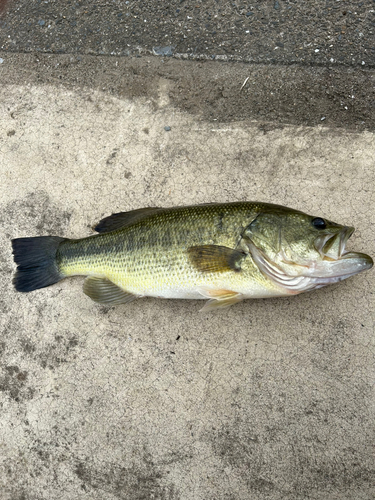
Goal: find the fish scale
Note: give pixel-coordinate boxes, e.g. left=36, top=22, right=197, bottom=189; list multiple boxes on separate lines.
left=57, top=203, right=264, bottom=298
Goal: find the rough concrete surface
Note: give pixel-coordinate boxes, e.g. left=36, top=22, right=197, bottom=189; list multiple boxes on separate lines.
left=1, top=53, right=375, bottom=132
left=0, top=53, right=374, bottom=500
left=1, top=0, right=375, bottom=67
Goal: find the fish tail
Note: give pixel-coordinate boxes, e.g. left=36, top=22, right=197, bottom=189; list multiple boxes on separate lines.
left=11, top=236, right=67, bottom=292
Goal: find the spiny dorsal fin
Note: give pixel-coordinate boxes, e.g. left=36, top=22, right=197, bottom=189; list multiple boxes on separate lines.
left=94, top=207, right=161, bottom=233
left=83, top=277, right=139, bottom=305
left=188, top=245, right=246, bottom=273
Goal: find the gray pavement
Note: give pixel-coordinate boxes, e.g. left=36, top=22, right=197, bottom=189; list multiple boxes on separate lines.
left=0, top=2, right=374, bottom=500
left=1, top=0, right=375, bottom=67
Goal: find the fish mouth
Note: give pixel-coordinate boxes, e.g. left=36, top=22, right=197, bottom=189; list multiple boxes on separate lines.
left=316, top=226, right=355, bottom=261
left=312, top=226, right=373, bottom=278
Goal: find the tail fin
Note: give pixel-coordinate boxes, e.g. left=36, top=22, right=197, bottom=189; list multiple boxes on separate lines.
left=12, top=236, right=66, bottom=292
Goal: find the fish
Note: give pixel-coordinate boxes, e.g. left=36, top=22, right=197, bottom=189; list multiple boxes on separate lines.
left=11, top=202, right=373, bottom=311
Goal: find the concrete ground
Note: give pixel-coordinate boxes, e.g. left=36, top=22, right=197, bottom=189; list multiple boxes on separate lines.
left=0, top=2, right=375, bottom=500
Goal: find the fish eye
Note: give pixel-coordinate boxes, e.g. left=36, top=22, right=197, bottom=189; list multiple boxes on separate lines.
left=312, top=217, right=326, bottom=230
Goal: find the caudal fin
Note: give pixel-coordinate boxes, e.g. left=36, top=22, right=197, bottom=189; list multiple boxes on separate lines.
left=12, top=236, right=66, bottom=292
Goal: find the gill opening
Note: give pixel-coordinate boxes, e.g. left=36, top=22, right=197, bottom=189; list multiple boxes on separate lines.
left=248, top=240, right=316, bottom=294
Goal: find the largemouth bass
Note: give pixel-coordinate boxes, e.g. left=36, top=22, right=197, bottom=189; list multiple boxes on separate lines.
left=11, top=202, right=373, bottom=311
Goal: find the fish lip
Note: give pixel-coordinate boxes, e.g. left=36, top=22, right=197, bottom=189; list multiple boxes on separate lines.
left=339, top=226, right=354, bottom=257
left=339, top=251, right=374, bottom=269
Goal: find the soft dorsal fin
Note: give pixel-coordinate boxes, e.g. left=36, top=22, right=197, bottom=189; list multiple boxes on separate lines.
left=94, top=207, right=161, bottom=233
left=188, top=245, right=246, bottom=273
left=83, top=276, right=140, bottom=305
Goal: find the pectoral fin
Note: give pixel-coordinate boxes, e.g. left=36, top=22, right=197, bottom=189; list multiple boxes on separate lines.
left=188, top=245, right=246, bottom=273
left=198, top=287, right=244, bottom=312
left=83, top=277, right=139, bottom=305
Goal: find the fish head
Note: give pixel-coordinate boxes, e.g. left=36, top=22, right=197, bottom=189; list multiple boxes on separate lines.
left=243, top=208, right=373, bottom=294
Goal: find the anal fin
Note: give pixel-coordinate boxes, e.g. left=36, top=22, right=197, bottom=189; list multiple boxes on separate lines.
left=83, top=277, right=139, bottom=305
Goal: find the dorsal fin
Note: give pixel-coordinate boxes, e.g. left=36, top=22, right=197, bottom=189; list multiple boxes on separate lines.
left=94, top=207, right=161, bottom=233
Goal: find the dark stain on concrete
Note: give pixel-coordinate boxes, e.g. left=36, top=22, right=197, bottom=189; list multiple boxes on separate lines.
left=38, top=334, right=80, bottom=370
left=208, top=392, right=375, bottom=497
left=0, top=341, right=6, bottom=356
left=17, top=331, right=80, bottom=371
left=74, top=458, right=180, bottom=500
left=211, top=423, right=266, bottom=481
left=8, top=492, right=27, bottom=500
left=0, top=365, right=34, bottom=402
left=19, top=338, right=36, bottom=355
left=310, top=318, right=370, bottom=383
left=0, top=298, right=11, bottom=314
left=106, top=148, right=119, bottom=166
left=98, top=305, right=115, bottom=315
left=0, top=54, right=374, bottom=131
left=3, top=191, right=72, bottom=237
